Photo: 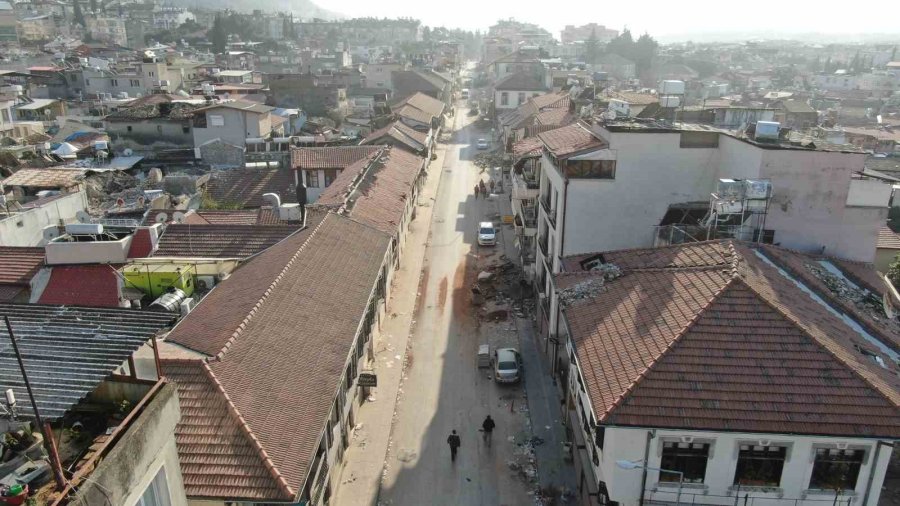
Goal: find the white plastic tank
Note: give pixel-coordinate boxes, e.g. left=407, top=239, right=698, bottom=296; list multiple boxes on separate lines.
left=659, top=96, right=681, bottom=108
left=65, top=223, right=103, bottom=235
left=755, top=121, right=780, bottom=140
left=659, top=80, right=685, bottom=95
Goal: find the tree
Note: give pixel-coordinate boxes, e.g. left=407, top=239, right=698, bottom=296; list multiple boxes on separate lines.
left=89, top=0, right=97, bottom=14
left=209, top=14, right=227, bottom=53
left=633, top=32, right=658, bottom=74
left=888, top=252, right=900, bottom=291
left=607, top=28, right=633, bottom=59
left=584, top=28, right=600, bottom=65
left=73, top=0, right=85, bottom=26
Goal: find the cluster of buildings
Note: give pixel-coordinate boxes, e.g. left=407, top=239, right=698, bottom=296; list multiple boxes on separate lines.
left=0, top=10, right=464, bottom=504
left=480, top=29, right=900, bottom=506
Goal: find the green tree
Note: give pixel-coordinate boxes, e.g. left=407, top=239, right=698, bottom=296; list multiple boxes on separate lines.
left=209, top=14, right=227, bottom=53
left=73, top=0, right=85, bottom=26
left=607, top=28, right=634, bottom=59
left=888, top=252, right=900, bottom=290
left=633, top=32, right=658, bottom=74
left=584, top=28, right=600, bottom=65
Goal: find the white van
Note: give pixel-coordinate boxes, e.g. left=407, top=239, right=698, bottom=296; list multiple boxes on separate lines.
left=461, top=88, right=470, bottom=100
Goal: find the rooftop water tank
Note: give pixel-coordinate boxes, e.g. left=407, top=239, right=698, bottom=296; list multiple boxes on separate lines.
left=660, top=80, right=685, bottom=95
left=755, top=121, right=781, bottom=141
left=64, top=223, right=103, bottom=236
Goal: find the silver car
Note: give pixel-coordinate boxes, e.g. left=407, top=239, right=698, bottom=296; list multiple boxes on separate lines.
left=493, top=348, right=523, bottom=384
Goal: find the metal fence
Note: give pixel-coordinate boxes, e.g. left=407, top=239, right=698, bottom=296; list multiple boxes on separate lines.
left=643, top=489, right=854, bottom=506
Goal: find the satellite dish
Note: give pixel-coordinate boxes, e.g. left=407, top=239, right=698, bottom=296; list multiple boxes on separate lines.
left=42, top=226, right=61, bottom=241
left=123, top=148, right=134, bottom=156
left=173, top=211, right=185, bottom=224
left=155, top=212, right=169, bottom=223
left=76, top=210, right=91, bottom=223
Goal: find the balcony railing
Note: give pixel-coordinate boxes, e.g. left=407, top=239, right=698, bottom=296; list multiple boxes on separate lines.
left=538, top=234, right=548, bottom=257
left=540, top=196, right=556, bottom=227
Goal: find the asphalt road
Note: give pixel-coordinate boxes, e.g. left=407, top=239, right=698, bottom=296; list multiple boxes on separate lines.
left=379, top=110, right=535, bottom=506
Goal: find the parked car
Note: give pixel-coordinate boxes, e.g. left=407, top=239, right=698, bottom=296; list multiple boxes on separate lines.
left=493, top=348, right=522, bottom=383
left=476, top=138, right=489, bottom=149
left=477, top=221, right=496, bottom=246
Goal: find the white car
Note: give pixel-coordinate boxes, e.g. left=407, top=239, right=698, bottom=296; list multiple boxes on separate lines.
left=477, top=222, right=496, bottom=246
left=476, top=138, right=490, bottom=150
left=493, top=348, right=522, bottom=384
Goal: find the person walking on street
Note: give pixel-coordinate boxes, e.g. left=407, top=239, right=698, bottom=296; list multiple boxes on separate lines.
left=481, top=415, right=496, bottom=448
left=479, top=180, right=486, bottom=194
left=489, top=179, right=495, bottom=193
left=474, top=185, right=480, bottom=199
left=447, top=430, right=461, bottom=462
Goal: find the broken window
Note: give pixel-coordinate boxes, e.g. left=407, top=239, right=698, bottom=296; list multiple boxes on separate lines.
left=733, top=445, right=786, bottom=487
left=306, top=171, right=319, bottom=188
left=660, top=442, right=710, bottom=483
left=810, top=448, right=865, bottom=490
left=566, top=160, right=616, bottom=179
left=324, top=169, right=339, bottom=187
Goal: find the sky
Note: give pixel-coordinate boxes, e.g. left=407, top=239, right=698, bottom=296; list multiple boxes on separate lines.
left=321, top=0, right=900, bottom=41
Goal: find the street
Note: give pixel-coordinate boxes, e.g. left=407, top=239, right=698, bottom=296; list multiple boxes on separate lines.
left=377, top=109, right=538, bottom=505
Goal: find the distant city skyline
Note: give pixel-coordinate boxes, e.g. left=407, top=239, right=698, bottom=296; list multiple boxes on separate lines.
left=322, top=0, right=900, bottom=42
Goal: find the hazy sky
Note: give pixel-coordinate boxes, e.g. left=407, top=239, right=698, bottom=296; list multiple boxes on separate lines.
left=323, top=0, right=900, bottom=40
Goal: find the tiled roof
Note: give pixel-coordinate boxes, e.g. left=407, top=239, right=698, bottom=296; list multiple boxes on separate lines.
left=535, top=107, right=572, bottom=127
left=127, top=228, right=155, bottom=258
left=393, top=92, right=445, bottom=118
left=562, top=241, right=900, bottom=437
left=0, top=286, right=23, bottom=302
left=878, top=225, right=900, bottom=249
left=396, top=104, right=434, bottom=125
left=165, top=212, right=391, bottom=497
left=0, top=247, right=44, bottom=285
left=607, top=91, right=659, bottom=105
left=391, top=70, right=447, bottom=96
left=314, top=147, right=425, bottom=235
left=194, top=100, right=274, bottom=115
left=290, top=146, right=381, bottom=170
left=154, top=224, right=300, bottom=258
left=161, top=360, right=293, bottom=501
left=37, top=265, right=122, bottom=307
left=511, top=136, right=543, bottom=158
left=781, top=99, right=816, bottom=114
left=538, top=121, right=607, bottom=158
left=360, top=121, right=429, bottom=152
left=531, top=92, right=570, bottom=110
left=562, top=241, right=733, bottom=272
left=205, top=167, right=297, bottom=208
left=1, top=168, right=85, bottom=188
left=495, top=72, right=548, bottom=92
left=193, top=208, right=295, bottom=226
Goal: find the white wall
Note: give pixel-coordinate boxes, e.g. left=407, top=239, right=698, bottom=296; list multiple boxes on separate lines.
left=0, top=191, right=88, bottom=246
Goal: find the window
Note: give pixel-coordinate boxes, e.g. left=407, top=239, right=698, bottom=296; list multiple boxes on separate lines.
left=149, top=71, right=155, bottom=77
left=156, top=125, right=163, bottom=133
left=324, top=169, right=338, bottom=187
left=209, top=114, right=225, bottom=127
left=111, top=79, right=119, bottom=87
left=733, top=445, right=786, bottom=487
left=809, top=448, right=865, bottom=491
left=85, top=78, right=90, bottom=86
left=500, top=92, right=509, bottom=106
left=131, top=79, right=140, bottom=87
left=136, top=467, right=172, bottom=506
left=518, top=92, right=526, bottom=104
left=566, top=160, right=616, bottom=179
left=306, top=170, right=320, bottom=188
left=2, top=109, right=10, bottom=123
left=182, top=125, right=190, bottom=134
left=126, top=125, right=133, bottom=132
left=660, top=441, right=710, bottom=484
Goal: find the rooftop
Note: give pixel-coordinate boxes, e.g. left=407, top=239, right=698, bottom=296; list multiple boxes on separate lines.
left=392, top=91, right=445, bottom=118
left=560, top=241, right=900, bottom=437
left=360, top=120, right=429, bottom=152
left=1, top=168, right=85, bottom=188
left=194, top=100, right=274, bottom=115
left=205, top=167, right=297, bottom=208
left=495, top=71, right=548, bottom=92
left=538, top=121, right=607, bottom=158
left=154, top=224, right=301, bottom=258
left=291, top=145, right=382, bottom=170
left=0, top=303, right=176, bottom=420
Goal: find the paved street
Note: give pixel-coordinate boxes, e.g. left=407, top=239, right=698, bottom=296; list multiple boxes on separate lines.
left=378, top=109, right=538, bottom=506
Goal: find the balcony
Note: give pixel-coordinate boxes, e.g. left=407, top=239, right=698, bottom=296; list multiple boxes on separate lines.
left=538, top=232, right=548, bottom=258
left=511, top=170, right=540, bottom=201
left=540, top=195, right=556, bottom=227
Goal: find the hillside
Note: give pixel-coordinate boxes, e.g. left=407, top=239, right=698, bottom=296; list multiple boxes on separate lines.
left=170, top=0, right=343, bottom=20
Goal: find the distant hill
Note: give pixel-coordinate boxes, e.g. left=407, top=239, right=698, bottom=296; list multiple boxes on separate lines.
left=172, top=0, right=344, bottom=20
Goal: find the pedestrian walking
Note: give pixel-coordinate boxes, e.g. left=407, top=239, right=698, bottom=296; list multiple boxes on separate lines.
left=479, top=180, right=486, bottom=194
left=447, top=430, right=461, bottom=462
left=489, top=179, right=495, bottom=193
left=474, top=185, right=480, bottom=199
left=481, top=415, right=496, bottom=448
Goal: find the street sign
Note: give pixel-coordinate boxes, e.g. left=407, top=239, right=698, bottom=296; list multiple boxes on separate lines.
left=358, top=372, right=377, bottom=387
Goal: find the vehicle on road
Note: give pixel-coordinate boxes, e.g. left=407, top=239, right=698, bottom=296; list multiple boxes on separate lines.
left=461, top=88, right=470, bottom=99
left=476, top=138, right=489, bottom=149
left=493, top=348, right=522, bottom=383
left=477, top=222, right=496, bottom=246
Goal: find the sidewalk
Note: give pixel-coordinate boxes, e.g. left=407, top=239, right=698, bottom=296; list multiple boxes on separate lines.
left=332, top=113, right=458, bottom=506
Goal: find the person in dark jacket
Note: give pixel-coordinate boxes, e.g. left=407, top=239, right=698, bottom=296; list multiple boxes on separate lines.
left=481, top=415, right=496, bottom=447
left=447, top=430, right=461, bottom=462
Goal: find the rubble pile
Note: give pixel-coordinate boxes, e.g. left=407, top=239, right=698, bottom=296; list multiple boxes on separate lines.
left=473, top=151, right=508, bottom=170
left=804, top=262, right=888, bottom=321
left=558, top=264, right=622, bottom=307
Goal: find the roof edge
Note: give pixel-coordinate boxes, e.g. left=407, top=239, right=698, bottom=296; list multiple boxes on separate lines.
left=199, top=361, right=296, bottom=500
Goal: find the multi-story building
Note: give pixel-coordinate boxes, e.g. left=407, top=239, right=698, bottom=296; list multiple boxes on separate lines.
left=87, top=16, right=127, bottom=46
left=16, top=13, right=56, bottom=43
left=0, top=0, right=18, bottom=42
left=560, top=23, right=619, bottom=44
left=555, top=240, right=900, bottom=506
left=533, top=119, right=892, bottom=349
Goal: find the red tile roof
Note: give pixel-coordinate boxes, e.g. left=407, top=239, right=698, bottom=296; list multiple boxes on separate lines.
left=495, top=72, right=548, bottom=92
left=314, top=147, right=425, bottom=235
left=562, top=241, right=900, bottom=437
left=360, top=121, right=429, bottom=153
left=878, top=226, right=900, bottom=249
left=392, top=92, right=445, bottom=118
left=511, top=136, right=543, bottom=158
left=161, top=360, right=293, bottom=501
left=290, top=146, right=381, bottom=170
left=538, top=121, right=607, bottom=158
left=38, top=265, right=122, bottom=307
left=396, top=105, right=434, bottom=126
left=1, top=168, right=85, bottom=188
left=154, top=224, right=300, bottom=258
left=535, top=107, right=572, bottom=127
left=193, top=208, right=295, bottom=226
left=205, top=168, right=297, bottom=208
left=127, top=228, right=155, bottom=258
left=165, top=212, right=391, bottom=498
left=0, top=247, right=44, bottom=285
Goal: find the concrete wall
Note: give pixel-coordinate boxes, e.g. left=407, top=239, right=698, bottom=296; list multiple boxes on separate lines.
left=69, top=382, right=188, bottom=506
left=45, top=235, right=133, bottom=265
left=0, top=191, right=88, bottom=246
left=106, top=119, right=193, bottom=147
left=193, top=109, right=263, bottom=148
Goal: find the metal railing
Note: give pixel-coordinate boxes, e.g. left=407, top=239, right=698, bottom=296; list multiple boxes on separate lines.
left=642, top=489, right=854, bottom=506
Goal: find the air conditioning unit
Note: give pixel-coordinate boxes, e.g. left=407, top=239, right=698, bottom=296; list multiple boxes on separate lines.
left=180, top=297, right=195, bottom=315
